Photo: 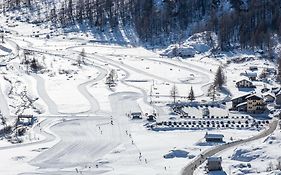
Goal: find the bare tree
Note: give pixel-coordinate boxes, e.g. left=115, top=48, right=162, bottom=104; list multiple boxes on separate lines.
left=170, top=84, right=178, bottom=104
left=15, top=87, right=39, bottom=116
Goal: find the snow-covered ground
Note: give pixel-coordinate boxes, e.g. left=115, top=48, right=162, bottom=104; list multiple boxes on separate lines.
left=194, top=126, right=281, bottom=175
left=0, top=13, right=280, bottom=175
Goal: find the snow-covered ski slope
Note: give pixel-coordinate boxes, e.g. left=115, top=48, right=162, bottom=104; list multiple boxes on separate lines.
left=0, top=14, right=280, bottom=175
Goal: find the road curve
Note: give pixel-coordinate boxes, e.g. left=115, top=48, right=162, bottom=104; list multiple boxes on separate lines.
left=77, top=65, right=108, bottom=114
left=0, top=118, right=60, bottom=151
left=181, top=119, right=279, bottom=175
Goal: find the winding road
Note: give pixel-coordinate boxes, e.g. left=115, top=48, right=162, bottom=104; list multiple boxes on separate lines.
left=181, top=119, right=279, bottom=175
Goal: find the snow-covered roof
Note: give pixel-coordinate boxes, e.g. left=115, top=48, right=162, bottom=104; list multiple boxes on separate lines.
left=237, top=102, right=247, bottom=107
left=131, top=112, right=142, bottom=116
left=231, top=93, right=252, bottom=101
left=205, top=133, right=224, bottom=139
left=245, top=94, right=262, bottom=100
left=263, top=93, right=275, bottom=98
left=261, top=86, right=270, bottom=90
left=249, top=66, right=257, bottom=68
left=207, top=157, right=222, bottom=162
left=236, top=79, right=252, bottom=83
left=276, top=91, right=281, bottom=97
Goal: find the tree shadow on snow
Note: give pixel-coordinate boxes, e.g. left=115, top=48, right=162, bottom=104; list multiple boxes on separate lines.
left=208, top=170, right=227, bottom=175
left=61, top=22, right=139, bottom=47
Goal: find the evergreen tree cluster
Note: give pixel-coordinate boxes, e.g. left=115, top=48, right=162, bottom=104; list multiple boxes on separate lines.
left=3, top=0, right=281, bottom=51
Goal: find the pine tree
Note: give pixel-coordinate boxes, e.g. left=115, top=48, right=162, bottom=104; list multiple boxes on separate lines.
left=214, top=66, right=225, bottom=88
left=170, top=84, right=178, bottom=104
left=208, top=84, right=216, bottom=102
left=30, top=58, right=39, bottom=72
left=106, top=69, right=117, bottom=88
left=188, top=86, right=195, bottom=101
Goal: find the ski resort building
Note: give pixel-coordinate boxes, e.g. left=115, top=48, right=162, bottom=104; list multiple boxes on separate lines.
left=207, top=157, right=222, bottom=171
left=231, top=93, right=252, bottom=110
left=263, top=93, right=275, bottom=103
left=204, top=133, right=224, bottom=142
left=245, top=94, right=266, bottom=113
left=231, top=94, right=266, bottom=113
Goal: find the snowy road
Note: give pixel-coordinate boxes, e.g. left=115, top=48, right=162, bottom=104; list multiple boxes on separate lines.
left=181, top=119, right=279, bottom=175
left=77, top=65, right=108, bottom=114
left=31, top=74, right=59, bottom=115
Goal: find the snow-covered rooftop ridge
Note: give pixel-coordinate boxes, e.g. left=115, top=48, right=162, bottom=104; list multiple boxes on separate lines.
left=207, top=156, right=222, bottom=162
left=205, top=133, right=224, bottom=139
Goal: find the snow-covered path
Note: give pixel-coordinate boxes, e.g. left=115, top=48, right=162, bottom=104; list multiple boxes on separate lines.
left=31, top=74, right=59, bottom=115
left=182, top=119, right=279, bottom=175
left=77, top=65, right=108, bottom=114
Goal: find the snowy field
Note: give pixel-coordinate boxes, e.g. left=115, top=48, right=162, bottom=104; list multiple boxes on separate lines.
left=0, top=13, right=280, bottom=175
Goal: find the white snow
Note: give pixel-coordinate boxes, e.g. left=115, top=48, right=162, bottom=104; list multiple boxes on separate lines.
left=0, top=12, right=280, bottom=175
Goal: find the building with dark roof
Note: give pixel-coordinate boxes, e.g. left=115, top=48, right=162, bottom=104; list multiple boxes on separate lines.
left=245, top=94, right=266, bottom=113
left=204, top=133, right=224, bottom=142
left=207, top=157, right=222, bottom=171
left=231, top=93, right=266, bottom=113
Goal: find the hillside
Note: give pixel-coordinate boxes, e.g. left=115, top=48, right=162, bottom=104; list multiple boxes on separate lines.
left=1, top=0, right=281, bottom=53
left=0, top=1, right=281, bottom=175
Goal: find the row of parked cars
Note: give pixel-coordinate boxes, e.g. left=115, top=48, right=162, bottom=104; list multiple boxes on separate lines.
left=152, top=119, right=269, bottom=130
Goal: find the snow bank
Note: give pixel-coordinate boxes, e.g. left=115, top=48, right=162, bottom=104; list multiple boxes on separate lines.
left=231, top=147, right=263, bottom=162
